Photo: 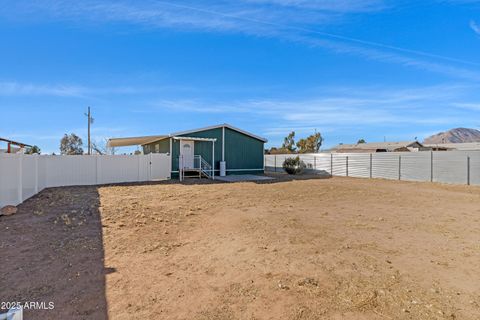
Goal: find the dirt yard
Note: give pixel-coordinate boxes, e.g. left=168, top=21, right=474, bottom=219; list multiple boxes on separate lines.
left=2, top=175, right=480, bottom=319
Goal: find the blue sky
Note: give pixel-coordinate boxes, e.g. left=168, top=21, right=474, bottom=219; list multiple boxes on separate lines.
left=1, top=0, right=480, bottom=154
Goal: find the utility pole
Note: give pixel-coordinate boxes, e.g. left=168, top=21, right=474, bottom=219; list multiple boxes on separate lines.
left=85, top=107, right=94, bottom=155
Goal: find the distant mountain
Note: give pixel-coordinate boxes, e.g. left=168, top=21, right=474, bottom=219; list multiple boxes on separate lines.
left=424, top=128, right=480, bottom=144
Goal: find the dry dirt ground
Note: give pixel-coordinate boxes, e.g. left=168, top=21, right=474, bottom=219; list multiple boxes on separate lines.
left=2, top=175, right=480, bottom=319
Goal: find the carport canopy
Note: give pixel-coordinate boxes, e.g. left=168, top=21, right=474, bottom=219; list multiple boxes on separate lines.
left=107, top=135, right=218, bottom=148
left=107, top=135, right=168, bottom=148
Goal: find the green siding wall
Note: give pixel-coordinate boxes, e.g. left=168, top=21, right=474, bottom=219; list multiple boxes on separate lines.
left=143, top=126, right=265, bottom=176
left=143, top=138, right=169, bottom=154
left=172, top=139, right=180, bottom=172
left=224, top=128, right=264, bottom=171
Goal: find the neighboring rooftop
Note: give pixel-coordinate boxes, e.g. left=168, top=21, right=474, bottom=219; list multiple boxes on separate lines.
left=423, top=142, right=480, bottom=151
left=330, top=141, right=424, bottom=153
left=0, top=137, right=32, bottom=148
left=0, top=137, right=33, bottom=154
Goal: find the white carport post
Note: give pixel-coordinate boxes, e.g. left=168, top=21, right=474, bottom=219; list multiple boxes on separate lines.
left=212, top=141, right=215, bottom=180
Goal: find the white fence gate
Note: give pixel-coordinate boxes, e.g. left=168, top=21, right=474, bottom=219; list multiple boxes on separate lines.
left=265, top=151, right=480, bottom=186
left=0, top=153, right=171, bottom=207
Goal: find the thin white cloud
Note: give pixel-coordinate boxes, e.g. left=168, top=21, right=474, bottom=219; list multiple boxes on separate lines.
left=470, top=20, right=480, bottom=35
left=139, top=84, right=480, bottom=135
left=4, top=1, right=480, bottom=80
left=242, top=0, right=386, bottom=12
left=3, top=83, right=479, bottom=149
left=0, top=82, right=86, bottom=97
left=452, top=102, right=480, bottom=110
left=0, top=81, right=191, bottom=97
left=285, top=33, right=480, bottom=81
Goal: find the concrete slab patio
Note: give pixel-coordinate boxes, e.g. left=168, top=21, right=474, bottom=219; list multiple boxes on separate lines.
left=215, top=174, right=274, bottom=182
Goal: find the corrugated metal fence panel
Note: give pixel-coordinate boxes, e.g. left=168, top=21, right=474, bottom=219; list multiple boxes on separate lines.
left=299, top=154, right=332, bottom=174
left=313, top=154, right=332, bottom=174
left=433, top=152, right=468, bottom=185
left=372, top=153, right=400, bottom=180
left=265, top=151, right=480, bottom=186
left=300, top=155, right=315, bottom=170
left=264, top=155, right=275, bottom=171
left=400, top=152, right=431, bottom=182
left=265, top=154, right=332, bottom=174
left=332, top=154, right=347, bottom=176
left=266, top=154, right=290, bottom=172
left=0, top=154, right=21, bottom=207
left=345, top=154, right=371, bottom=178
left=469, top=151, right=480, bottom=186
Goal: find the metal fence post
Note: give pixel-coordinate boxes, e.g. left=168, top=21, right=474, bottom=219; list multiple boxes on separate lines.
left=314, top=156, right=316, bottom=170
left=430, top=151, right=434, bottom=182
left=274, top=155, right=277, bottom=172
left=346, top=156, right=349, bottom=177
left=398, top=155, right=402, bottom=180
left=467, top=156, right=471, bottom=186
left=370, top=153, right=373, bottom=179
left=330, top=153, right=333, bottom=176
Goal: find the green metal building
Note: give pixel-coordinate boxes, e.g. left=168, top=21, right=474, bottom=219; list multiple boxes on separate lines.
left=138, top=124, right=267, bottom=178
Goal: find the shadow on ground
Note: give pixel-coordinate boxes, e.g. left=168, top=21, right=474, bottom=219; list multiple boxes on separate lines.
left=0, top=187, right=109, bottom=320
left=95, top=170, right=332, bottom=188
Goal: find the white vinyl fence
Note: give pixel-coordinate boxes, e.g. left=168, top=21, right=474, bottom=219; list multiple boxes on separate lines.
left=0, top=153, right=171, bottom=207
left=265, top=151, right=480, bottom=186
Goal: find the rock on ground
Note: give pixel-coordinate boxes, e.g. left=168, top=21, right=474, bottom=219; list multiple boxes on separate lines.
left=1, top=205, right=17, bottom=216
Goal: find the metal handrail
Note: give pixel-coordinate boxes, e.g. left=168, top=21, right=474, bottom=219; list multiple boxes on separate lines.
left=198, top=156, right=212, bottom=178
left=179, top=155, right=212, bottom=180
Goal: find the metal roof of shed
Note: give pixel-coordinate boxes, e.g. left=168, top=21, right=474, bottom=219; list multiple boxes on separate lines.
left=172, top=136, right=217, bottom=142
left=107, top=123, right=267, bottom=147
left=171, top=124, right=268, bottom=142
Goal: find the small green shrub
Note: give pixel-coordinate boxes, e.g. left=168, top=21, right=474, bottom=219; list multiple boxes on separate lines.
left=282, top=156, right=306, bottom=175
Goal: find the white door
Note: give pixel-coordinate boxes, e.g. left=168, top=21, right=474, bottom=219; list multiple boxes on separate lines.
left=180, top=140, right=195, bottom=169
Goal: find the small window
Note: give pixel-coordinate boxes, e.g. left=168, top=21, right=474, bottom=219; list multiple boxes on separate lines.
left=183, top=144, right=191, bottom=149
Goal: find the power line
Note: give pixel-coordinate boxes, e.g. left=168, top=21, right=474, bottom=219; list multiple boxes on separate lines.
left=154, top=0, right=480, bottom=67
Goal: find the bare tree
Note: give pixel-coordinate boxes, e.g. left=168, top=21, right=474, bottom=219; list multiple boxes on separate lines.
left=92, top=138, right=117, bottom=155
